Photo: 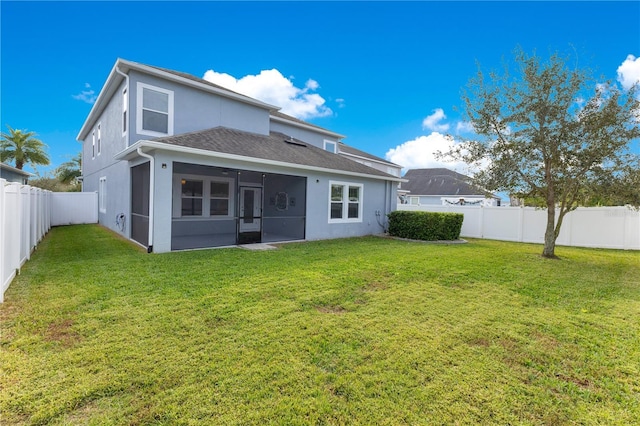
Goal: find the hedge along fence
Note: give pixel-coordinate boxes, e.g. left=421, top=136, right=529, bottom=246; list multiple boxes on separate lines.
left=388, top=211, right=464, bottom=241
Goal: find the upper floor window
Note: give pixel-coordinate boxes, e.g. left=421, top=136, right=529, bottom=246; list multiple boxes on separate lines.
left=97, top=123, right=101, bottom=155
left=136, top=82, right=174, bottom=137
left=122, top=87, right=128, bottom=135
left=329, top=181, right=363, bottom=223
left=323, top=140, right=337, bottom=153
left=92, top=130, right=95, bottom=159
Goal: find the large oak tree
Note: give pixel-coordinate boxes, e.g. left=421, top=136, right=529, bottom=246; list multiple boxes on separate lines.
left=444, top=49, right=640, bottom=258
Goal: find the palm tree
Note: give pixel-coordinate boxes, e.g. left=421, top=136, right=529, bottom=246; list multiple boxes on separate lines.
left=56, top=153, right=82, bottom=184
left=0, top=125, right=50, bottom=170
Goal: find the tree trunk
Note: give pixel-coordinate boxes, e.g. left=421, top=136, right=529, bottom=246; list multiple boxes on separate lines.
left=542, top=204, right=558, bottom=258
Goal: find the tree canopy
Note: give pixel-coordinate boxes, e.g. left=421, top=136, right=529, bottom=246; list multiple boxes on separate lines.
left=1, top=126, right=50, bottom=170
left=443, top=48, right=640, bottom=258
left=55, top=153, right=82, bottom=190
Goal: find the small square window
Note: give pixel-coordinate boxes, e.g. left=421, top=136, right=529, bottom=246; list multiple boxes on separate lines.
left=324, top=140, right=337, bottom=153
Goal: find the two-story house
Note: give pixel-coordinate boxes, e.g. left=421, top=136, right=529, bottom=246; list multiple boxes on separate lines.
left=77, top=59, right=401, bottom=253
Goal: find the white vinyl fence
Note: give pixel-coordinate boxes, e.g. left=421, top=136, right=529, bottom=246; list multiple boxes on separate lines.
left=1, top=179, right=98, bottom=302
left=398, top=204, right=640, bottom=250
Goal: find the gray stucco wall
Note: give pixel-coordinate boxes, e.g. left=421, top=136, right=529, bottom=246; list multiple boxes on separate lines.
left=81, top=80, right=131, bottom=238
left=128, top=71, right=271, bottom=144
left=269, top=120, right=339, bottom=150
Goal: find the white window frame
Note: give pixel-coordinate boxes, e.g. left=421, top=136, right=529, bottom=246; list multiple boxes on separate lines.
left=122, top=87, right=128, bottom=136
left=172, top=174, right=235, bottom=219
left=410, top=196, right=420, bottom=205
left=91, top=130, right=95, bottom=159
left=99, top=177, right=107, bottom=213
left=323, top=140, right=337, bottom=153
left=136, top=82, right=174, bottom=137
left=328, top=181, right=363, bottom=224
left=97, top=122, right=101, bottom=156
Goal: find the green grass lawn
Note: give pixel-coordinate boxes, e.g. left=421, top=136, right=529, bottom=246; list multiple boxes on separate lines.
left=1, top=225, right=639, bottom=425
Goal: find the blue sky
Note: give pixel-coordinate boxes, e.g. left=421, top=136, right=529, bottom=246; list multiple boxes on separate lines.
left=1, top=1, right=639, bottom=177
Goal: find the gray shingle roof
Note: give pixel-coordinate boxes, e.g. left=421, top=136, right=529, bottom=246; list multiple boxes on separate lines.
left=338, top=143, right=400, bottom=167
left=152, top=127, right=397, bottom=179
left=402, top=168, right=497, bottom=197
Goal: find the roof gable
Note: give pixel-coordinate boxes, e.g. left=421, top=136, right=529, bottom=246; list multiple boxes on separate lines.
left=78, top=59, right=343, bottom=142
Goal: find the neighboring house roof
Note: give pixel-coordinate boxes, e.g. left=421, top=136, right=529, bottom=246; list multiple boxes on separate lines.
left=115, top=127, right=403, bottom=182
left=402, top=168, right=498, bottom=198
left=1, top=162, right=33, bottom=178
left=338, top=143, right=401, bottom=168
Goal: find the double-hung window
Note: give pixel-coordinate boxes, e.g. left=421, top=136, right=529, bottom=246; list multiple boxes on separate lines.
left=210, top=181, right=230, bottom=216
left=175, top=175, right=234, bottom=218
left=181, top=179, right=203, bottom=216
left=329, top=181, right=363, bottom=223
left=122, top=87, right=128, bottom=135
left=97, top=123, right=101, bottom=155
left=99, top=177, right=107, bottom=213
left=137, top=82, right=174, bottom=137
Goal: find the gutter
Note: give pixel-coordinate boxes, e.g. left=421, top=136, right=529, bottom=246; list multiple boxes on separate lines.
left=136, top=147, right=154, bottom=253
left=114, top=65, right=129, bottom=129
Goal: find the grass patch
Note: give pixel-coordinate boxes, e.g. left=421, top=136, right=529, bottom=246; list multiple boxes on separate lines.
left=1, top=225, right=639, bottom=425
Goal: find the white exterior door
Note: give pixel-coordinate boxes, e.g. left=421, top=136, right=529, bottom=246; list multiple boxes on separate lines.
left=239, top=187, right=262, bottom=233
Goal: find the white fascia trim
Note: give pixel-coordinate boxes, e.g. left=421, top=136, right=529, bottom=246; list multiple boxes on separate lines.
left=115, top=140, right=405, bottom=183
left=269, top=114, right=345, bottom=139
left=77, top=61, right=125, bottom=141
left=0, top=163, right=33, bottom=177
left=339, top=150, right=400, bottom=168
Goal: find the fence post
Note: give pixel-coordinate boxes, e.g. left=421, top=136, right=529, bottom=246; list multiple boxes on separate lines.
left=517, top=206, right=524, bottom=242
left=0, top=179, right=5, bottom=303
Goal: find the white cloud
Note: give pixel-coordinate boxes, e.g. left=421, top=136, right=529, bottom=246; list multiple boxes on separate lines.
left=617, top=54, right=640, bottom=91
left=422, top=108, right=450, bottom=132
left=385, top=132, right=468, bottom=171
left=72, top=83, right=97, bottom=104
left=203, top=68, right=332, bottom=120
left=455, top=121, right=475, bottom=134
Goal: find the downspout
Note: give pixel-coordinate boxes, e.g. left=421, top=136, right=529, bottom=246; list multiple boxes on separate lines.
left=137, top=147, right=154, bottom=253
left=114, top=65, right=129, bottom=101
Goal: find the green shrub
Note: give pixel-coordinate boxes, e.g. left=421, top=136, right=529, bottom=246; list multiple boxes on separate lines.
left=387, top=210, right=463, bottom=241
